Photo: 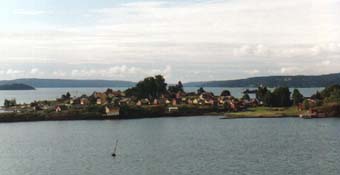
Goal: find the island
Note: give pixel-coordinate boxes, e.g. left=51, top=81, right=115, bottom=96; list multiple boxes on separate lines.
left=0, top=83, right=35, bottom=90
left=0, top=75, right=339, bottom=123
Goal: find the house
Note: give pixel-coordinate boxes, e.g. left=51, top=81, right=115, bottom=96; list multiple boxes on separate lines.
left=206, top=99, right=215, bottom=106
left=157, top=98, right=167, bottom=105
left=242, top=99, right=258, bottom=107
left=228, top=101, right=237, bottom=111
left=69, top=98, right=75, bottom=105
left=172, top=99, right=177, bottom=106
left=168, top=106, right=179, bottom=113
left=187, top=99, right=193, bottom=105
left=56, top=106, right=62, bottom=112
left=96, top=98, right=103, bottom=105
left=165, top=99, right=171, bottom=105
left=176, top=92, right=186, bottom=99
left=106, top=89, right=125, bottom=98
left=119, top=98, right=130, bottom=105
left=141, top=98, right=151, bottom=105
left=33, top=105, right=42, bottom=111
left=80, top=98, right=90, bottom=105
left=93, top=92, right=107, bottom=105
left=105, top=106, right=120, bottom=117
left=199, top=92, right=214, bottom=101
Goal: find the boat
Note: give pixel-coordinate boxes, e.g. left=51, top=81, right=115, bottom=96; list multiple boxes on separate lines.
left=112, top=139, right=118, bottom=157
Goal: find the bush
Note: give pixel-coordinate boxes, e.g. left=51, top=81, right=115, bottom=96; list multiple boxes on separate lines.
left=4, top=99, right=16, bottom=108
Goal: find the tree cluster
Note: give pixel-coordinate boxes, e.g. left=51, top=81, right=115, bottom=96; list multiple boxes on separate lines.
left=256, top=86, right=292, bottom=107
left=125, top=75, right=167, bottom=99
left=4, top=99, right=16, bottom=108
left=320, top=85, right=340, bottom=103
left=61, top=92, right=71, bottom=100
left=168, top=81, right=184, bottom=94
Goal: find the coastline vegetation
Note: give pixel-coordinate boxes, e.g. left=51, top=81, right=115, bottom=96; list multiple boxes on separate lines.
left=1, top=75, right=340, bottom=122
left=0, top=83, right=35, bottom=90
left=225, top=107, right=299, bottom=119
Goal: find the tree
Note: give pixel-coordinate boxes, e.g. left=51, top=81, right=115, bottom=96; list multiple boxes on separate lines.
left=177, top=81, right=183, bottom=90
left=242, top=93, right=250, bottom=100
left=124, top=75, right=167, bottom=99
left=256, top=86, right=269, bottom=102
left=197, top=87, right=205, bottom=95
left=311, top=91, right=322, bottom=100
left=220, top=90, right=231, bottom=96
left=106, top=96, right=113, bottom=104
left=271, top=87, right=291, bottom=107
left=303, top=99, right=310, bottom=110
left=168, top=81, right=184, bottom=94
left=105, top=88, right=114, bottom=95
left=155, top=75, right=168, bottom=97
left=4, top=99, right=16, bottom=108
left=66, top=92, right=71, bottom=99
left=321, top=85, right=340, bottom=99
left=292, top=89, right=304, bottom=105
left=263, top=91, right=273, bottom=106
left=325, top=89, right=340, bottom=103
left=61, top=92, right=71, bottom=100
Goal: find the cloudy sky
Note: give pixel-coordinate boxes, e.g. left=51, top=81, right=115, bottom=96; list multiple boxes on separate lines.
left=0, top=0, right=339, bottom=83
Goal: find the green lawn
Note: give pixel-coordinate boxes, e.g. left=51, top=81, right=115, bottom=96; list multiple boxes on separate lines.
left=226, top=106, right=299, bottom=118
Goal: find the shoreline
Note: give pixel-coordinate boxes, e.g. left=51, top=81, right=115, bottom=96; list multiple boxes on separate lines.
left=222, top=114, right=299, bottom=119
left=0, top=110, right=226, bottom=123
left=1, top=105, right=338, bottom=123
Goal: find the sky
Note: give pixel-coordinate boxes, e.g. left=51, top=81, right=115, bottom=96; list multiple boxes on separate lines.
left=0, top=0, right=339, bottom=83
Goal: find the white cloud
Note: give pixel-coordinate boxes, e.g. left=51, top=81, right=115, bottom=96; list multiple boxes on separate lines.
left=233, top=44, right=270, bottom=57
left=5, top=69, right=24, bottom=75
left=280, top=67, right=305, bottom=75
left=69, top=65, right=172, bottom=80
left=0, top=0, right=340, bottom=81
left=245, top=69, right=260, bottom=75
left=13, top=9, right=48, bottom=16
left=321, top=60, right=331, bottom=66
left=30, top=68, right=39, bottom=74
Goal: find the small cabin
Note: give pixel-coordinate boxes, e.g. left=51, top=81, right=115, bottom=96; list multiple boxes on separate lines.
left=80, top=98, right=89, bottom=105
left=105, top=106, right=120, bottom=117
left=96, top=98, right=102, bottom=105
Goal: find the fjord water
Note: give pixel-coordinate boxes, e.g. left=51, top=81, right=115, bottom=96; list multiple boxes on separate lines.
left=0, top=87, right=324, bottom=104
left=1, top=117, right=340, bottom=175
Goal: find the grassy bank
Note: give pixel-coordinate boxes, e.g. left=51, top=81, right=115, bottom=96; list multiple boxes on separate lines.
left=223, top=107, right=299, bottom=119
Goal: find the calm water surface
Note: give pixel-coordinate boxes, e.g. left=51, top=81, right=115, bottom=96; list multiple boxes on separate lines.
left=0, top=87, right=324, bottom=104
left=1, top=116, right=340, bottom=175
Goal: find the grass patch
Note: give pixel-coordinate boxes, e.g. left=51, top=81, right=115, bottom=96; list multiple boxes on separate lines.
left=226, top=106, right=299, bottom=118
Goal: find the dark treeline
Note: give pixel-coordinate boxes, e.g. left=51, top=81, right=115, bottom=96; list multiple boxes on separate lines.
left=254, top=84, right=340, bottom=108
left=0, top=83, right=35, bottom=90
left=256, top=86, right=292, bottom=107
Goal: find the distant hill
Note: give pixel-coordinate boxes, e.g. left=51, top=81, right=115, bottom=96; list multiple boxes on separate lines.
left=0, top=79, right=136, bottom=88
left=184, top=73, right=340, bottom=88
left=0, top=83, right=35, bottom=90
